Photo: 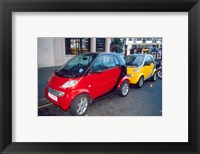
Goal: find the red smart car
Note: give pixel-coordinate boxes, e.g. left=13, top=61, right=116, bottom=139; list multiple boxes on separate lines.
left=45, top=52, right=130, bottom=116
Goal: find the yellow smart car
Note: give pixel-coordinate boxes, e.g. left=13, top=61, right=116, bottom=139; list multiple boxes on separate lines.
left=124, top=54, right=157, bottom=88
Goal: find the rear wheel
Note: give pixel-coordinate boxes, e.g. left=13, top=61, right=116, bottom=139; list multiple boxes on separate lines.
left=118, top=80, right=129, bottom=97
left=70, top=94, right=90, bottom=116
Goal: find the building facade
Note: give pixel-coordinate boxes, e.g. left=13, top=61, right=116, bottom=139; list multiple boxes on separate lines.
left=38, top=37, right=162, bottom=68
left=38, top=37, right=111, bottom=68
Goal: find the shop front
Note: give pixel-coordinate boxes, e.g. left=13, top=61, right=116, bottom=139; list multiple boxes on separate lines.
left=65, top=38, right=90, bottom=55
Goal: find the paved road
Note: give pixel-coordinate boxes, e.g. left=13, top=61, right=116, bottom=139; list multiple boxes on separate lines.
left=38, top=78, right=162, bottom=116
left=38, top=66, right=61, bottom=100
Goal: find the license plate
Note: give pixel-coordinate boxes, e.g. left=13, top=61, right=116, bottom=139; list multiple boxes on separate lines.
left=48, top=92, right=57, bottom=101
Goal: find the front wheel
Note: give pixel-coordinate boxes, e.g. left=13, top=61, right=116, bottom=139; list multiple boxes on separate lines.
left=136, top=76, right=144, bottom=88
left=118, top=80, right=129, bottom=97
left=70, top=94, right=90, bottom=116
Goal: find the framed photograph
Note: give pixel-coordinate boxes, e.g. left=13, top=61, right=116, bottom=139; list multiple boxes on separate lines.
left=0, top=0, right=199, bottom=154
left=38, top=36, right=163, bottom=117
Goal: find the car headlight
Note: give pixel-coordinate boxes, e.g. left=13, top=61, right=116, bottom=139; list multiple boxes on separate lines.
left=133, top=69, right=140, bottom=72
left=61, top=80, right=78, bottom=88
left=127, top=74, right=134, bottom=77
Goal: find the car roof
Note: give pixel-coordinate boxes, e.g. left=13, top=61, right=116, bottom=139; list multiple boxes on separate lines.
left=81, top=52, right=121, bottom=56
left=127, top=54, right=152, bottom=57
left=127, top=54, right=145, bottom=57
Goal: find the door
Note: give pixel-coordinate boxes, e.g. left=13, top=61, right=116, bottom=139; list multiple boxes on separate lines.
left=90, top=55, right=120, bottom=98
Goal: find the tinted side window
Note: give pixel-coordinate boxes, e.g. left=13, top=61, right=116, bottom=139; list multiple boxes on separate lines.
left=150, top=56, right=154, bottom=63
left=114, top=56, right=120, bottom=66
left=116, top=54, right=125, bottom=65
left=145, top=56, right=152, bottom=63
left=92, top=55, right=116, bottom=71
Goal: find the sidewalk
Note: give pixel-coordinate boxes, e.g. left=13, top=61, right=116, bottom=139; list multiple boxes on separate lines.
left=38, top=66, right=61, bottom=105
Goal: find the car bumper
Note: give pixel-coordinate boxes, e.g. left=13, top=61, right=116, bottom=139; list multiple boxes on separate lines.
left=45, top=86, right=72, bottom=111
left=127, top=74, right=140, bottom=84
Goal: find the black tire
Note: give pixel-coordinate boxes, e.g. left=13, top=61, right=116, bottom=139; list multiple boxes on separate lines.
left=70, top=94, right=90, bottom=116
left=118, top=80, right=129, bottom=97
left=136, top=76, right=144, bottom=88
left=157, top=69, right=162, bottom=79
left=151, top=72, right=157, bottom=81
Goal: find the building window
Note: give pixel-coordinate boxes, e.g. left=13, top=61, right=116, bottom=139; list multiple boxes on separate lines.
left=157, top=38, right=162, bottom=41
left=96, top=38, right=105, bottom=52
left=132, top=38, right=136, bottom=43
left=65, top=38, right=90, bottom=55
left=152, top=38, right=156, bottom=43
left=129, top=38, right=132, bottom=41
left=147, top=38, right=152, bottom=41
left=142, top=38, right=146, bottom=43
left=137, top=38, right=142, bottom=41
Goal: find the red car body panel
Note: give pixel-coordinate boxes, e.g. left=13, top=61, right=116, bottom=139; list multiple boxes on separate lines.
left=88, top=67, right=120, bottom=99
left=45, top=67, right=121, bottom=110
left=117, top=76, right=130, bottom=89
left=45, top=75, right=88, bottom=110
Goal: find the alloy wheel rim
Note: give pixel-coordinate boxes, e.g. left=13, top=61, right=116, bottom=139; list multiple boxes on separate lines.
left=122, top=83, right=129, bottom=96
left=77, top=97, right=88, bottom=115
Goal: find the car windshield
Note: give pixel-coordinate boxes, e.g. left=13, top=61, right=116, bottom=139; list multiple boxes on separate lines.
left=124, top=55, right=144, bottom=67
left=55, top=53, right=97, bottom=78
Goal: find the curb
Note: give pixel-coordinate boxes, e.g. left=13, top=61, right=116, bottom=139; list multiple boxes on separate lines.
left=38, top=98, right=51, bottom=107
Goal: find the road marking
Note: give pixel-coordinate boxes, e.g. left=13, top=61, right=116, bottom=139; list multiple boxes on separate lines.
left=38, top=103, right=53, bottom=109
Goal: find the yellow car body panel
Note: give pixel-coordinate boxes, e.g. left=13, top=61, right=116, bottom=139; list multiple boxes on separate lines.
left=127, top=67, right=144, bottom=84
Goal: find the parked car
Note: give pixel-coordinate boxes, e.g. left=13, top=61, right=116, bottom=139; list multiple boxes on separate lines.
left=45, top=52, right=130, bottom=116
left=124, top=54, right=156, bottom=88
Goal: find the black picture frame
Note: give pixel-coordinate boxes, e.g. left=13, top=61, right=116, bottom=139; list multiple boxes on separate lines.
left=0, top=0, right=199, bottom=154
